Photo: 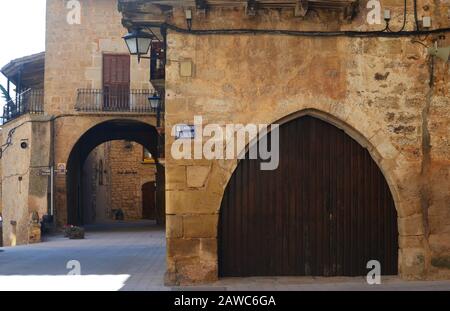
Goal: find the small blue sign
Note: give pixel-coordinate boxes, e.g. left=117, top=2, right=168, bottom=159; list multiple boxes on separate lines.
left=175, top=124, right=196, bottom=140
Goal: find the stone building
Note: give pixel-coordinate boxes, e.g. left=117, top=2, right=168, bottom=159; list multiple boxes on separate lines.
left=117, top=0, right=450, bottom=284
left=1, top=0, right=164, bottom=247
left=1, top=0, right=449, bottom=285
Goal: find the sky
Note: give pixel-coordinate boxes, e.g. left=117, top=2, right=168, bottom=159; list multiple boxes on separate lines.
left=0, top=0, right=46, bottom=108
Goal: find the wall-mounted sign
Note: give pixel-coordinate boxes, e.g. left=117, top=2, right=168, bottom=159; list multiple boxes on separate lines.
left=39, top=169, right=52, bottom=176
left=57, top=163, right=67, bottom=175
left=175, top=124, right=195, bottom=140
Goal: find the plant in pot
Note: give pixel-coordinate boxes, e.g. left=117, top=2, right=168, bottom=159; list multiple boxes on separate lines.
left=64, top=225, right=85, bottom=240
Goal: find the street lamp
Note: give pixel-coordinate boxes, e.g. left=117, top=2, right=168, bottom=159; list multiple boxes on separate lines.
left=148, top=92, right=164, bottom=159
left=148, top=92, right=161, bottom=110
left=122, top=28, right=153, bottom=62
left=148, top=92, right=162, bottom=127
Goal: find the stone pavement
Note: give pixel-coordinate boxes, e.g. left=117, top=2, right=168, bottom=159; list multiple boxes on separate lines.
left=1, top=221, right=450, bottom=291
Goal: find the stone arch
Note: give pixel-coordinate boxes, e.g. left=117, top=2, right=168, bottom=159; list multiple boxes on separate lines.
left=64, top=118, right=159, bottom=225
left=210, top=108, right=402, bottom=216
left=140, top=176, right=156, bottom=187
left=56, top=115, right=158, bottom=170
left=198, top=107, right=411, bottom=279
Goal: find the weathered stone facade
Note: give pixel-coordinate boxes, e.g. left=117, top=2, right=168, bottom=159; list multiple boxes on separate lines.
left=1, top=115, right=52, bottom=246
left=131, top=2, right=449, bottom=283
left=0, top=0, right=448, bottom=286
left=2, top=0, right=160, bottom=245
left=44, top=0, right=158, bottom=227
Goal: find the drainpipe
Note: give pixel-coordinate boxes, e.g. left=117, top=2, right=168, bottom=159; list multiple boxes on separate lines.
left=49, top=117, right=56, bottom=226
left=50, top=165, right=54, bottom=217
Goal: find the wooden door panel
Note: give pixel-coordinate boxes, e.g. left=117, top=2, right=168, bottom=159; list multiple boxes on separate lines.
left=103, top=54, right=130, bottom=110
left=219, top=116, right=398, bottom=277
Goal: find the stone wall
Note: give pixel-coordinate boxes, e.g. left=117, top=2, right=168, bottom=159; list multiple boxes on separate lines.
left=1, top=115, right=52, bottom=246
left=109, top=141, right=157, bottom=220
left=83, top=140, right=156, bottom=223
left=0, top=128, right=2, bottom=216
left=162, top=3, right=450, bottom=284
left=82, top=140, right=111, bottom=224
left=45, top=0, right=151, bottom=114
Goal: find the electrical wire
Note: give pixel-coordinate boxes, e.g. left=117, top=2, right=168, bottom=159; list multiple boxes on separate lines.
left=411, top=39, right=430, bottom=48
left=0, top=114, right=76, bottom=159
left=413, top=0, right=420, bottom=31
left=386, top=0, right=407, bottom=33
left=147, top=22, right=450, bottom=38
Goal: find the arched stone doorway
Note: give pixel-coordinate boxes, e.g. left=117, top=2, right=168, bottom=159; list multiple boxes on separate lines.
left=66, top=119, right=161, bottom=226
left=218, top=115, right=398, bottom=277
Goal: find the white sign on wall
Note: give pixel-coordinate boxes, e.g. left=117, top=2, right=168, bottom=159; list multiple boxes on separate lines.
left=175, top=125, right=196, bottom=140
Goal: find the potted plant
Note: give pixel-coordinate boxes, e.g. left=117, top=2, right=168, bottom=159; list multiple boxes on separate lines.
left=64, top=225, right=85, bottom=240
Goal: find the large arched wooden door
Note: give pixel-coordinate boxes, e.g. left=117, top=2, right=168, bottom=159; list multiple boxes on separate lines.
left=219, top=116, right=398, bottom=277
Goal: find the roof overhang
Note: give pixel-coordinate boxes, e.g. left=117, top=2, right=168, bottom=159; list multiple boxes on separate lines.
left=118, top=0, right=360, bottom=27
left=1, top=52, right=45, bottom=89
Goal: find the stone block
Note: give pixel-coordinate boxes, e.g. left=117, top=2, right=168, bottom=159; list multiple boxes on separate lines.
left=171, top=256, right=218, bottom=285
left=167, top=238, right=200, bottom=258
left=166, top=215, right=183, bottom=238
left=399, top=247, right=426, bottom=279
left=429, top=233, right=450, bottom=255
left=398, top=214, right=425, bottom=236
left=399, top=235, right=424, bottom=249
left=166, top=166, right=187, bottom=190
left=166, top=190, right=221, bottom=215
left=183, top=215, right=218, bottom=238
left=186, top=166, right=210, bottom=188
left=200, top=238, right=218, bottom=260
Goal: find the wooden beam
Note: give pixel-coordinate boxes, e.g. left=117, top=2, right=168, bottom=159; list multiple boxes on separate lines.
left=118, top=0, right=360, bottom=23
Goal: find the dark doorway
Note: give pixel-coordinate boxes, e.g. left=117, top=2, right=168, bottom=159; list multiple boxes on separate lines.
left=219, top=116, right=398, bottom=277
left=103, top=54, right=130, bottom=110
left=142, top=182, right=156, bottom=220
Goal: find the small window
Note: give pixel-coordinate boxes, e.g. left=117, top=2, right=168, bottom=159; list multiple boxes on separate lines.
left=143, top=148, right=155, bottom=164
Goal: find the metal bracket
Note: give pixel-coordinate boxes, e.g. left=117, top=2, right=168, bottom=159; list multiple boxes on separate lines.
left=294, top=0, right=309, bottom=17
left=195, top=0, right=207, bottom=16
left=246, top=0, right=258, bottom=16
left=343, top=1, right=359, bottom=21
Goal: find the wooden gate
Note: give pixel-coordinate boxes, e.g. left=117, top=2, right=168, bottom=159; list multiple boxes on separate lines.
left=219, top=116, right=398, bottom=277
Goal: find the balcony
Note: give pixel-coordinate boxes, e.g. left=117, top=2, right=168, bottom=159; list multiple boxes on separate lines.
left=75, top=89, right=159, bottom=113
left=2, top=89, right=44, bottom=123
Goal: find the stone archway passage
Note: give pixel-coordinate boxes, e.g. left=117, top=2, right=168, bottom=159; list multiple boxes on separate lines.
left=219, top=116, right=398, bottom=277
left=66, top=119, right=162, bottom=226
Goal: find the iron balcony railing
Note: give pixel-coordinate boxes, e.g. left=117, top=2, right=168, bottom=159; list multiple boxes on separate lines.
left=75, top=89, right=159, bottom=113
left=2, top=89, right=44, bottom=123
